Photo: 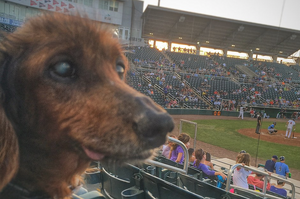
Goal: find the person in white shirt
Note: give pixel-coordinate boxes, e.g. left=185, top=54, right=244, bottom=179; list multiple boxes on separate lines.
left=238, top=106, right=244, bottom=119
left=285, top=119, right=296, bottom=138
left=233, top=153, right=252, bottom=189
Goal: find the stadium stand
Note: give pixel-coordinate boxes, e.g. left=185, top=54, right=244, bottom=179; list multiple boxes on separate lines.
left=125, top=46, right=300, bottom=111
left=78, top=137, right=299, bottom=199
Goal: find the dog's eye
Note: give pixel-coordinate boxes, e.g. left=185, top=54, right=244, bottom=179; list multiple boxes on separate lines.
left=52, top=62, right=75, bottom=78
left=116, top=64, right=125, bottom=80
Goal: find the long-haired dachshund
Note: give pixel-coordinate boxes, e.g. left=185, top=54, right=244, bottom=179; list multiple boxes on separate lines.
left=0, top=13, right=174, bottom=199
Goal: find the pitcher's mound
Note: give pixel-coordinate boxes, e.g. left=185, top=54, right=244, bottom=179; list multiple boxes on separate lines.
left=238, top=129, right=300, bottom=147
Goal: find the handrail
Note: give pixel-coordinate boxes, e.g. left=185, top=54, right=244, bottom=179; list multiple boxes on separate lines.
left=145, top=136, right=189, bottom=174
left=225, top=164, right=295, bottom=199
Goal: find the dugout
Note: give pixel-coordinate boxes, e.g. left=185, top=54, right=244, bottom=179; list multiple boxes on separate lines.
left=250, top=106, right=299, bottom=119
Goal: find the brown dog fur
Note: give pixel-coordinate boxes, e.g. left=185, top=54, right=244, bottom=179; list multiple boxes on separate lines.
left=0, top=13, right=173, bottom=198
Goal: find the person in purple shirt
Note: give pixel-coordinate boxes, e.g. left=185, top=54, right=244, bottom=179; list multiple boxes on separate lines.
left=169, top=133, right=190, bottom=164
left=269, top=176, right=287, bottom=197
left=193, top=149, right=226, bottom=180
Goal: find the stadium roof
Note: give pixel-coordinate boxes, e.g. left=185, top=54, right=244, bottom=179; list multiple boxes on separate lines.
left=142, top=5, right=300, bottom=58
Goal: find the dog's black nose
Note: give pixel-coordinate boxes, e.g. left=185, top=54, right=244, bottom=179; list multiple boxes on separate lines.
left=132, top=96, right=174, bottom=148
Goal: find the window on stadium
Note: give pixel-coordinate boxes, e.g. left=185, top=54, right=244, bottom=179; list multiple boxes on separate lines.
left=155, top=41, right=168, bottom=51
left=109, top=1, right=119, bottom=12
left=118, top=28, right=123, bottom=39
left=200, top=47, right=223, bottom=56
left=227, top=51, right=249, bottom=59
left=171, top=43, right=196, bottom=54
left=148, top=40, right=154, bottom=48
left=99, top=0, right=109, bottom=10
left=277, top=57, right=296, bottom=64
left=124, top=29, right=129, bottom=40
left=99, top=0, right=118, bottom=12
left=253, top=54, right=272, bottom=62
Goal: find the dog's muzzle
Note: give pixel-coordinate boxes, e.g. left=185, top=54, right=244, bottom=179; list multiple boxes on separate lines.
left=132, top=96, right=174, bottom=149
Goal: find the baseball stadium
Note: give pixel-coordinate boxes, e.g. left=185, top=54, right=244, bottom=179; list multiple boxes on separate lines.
left=1, top=0, right=300, bottom=199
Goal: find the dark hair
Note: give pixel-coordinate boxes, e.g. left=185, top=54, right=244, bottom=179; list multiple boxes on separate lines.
left=171, top=133, right=190, bottom=151
left=195, top=149, right=205, bottom=167
left=188, top=148, right=194, bottom=157
left=205, top=152, right=211, bottom=162
left=277, top=180, right=285, bottom=185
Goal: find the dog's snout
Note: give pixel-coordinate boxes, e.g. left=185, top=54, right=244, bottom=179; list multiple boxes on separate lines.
left=132, top=96, right=174, bottom=148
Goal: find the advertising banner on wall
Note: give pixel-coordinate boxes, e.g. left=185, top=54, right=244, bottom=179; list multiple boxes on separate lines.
left=7, top=0, right=76, bottom=13
left=5, top=0, right=123, bottom=25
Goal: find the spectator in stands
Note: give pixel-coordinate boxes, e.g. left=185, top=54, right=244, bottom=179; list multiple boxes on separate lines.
left=169, top=133, right=190, bottom=164
left=236, top=150, right=246, bottom=163
left=162, top=135, right=177, bottom=158
left=268, top=122, right=277, bottom=135
left=269, top=176, right=287, bottom=197
left=188, top=148, right=195, bottom=163
left=204, top=152, right=214, bottom=170
left=233, top=153, right=252, bottom=189
left=247, top=167, right=271, bottom=190
left=275, top=156, right=290, bottom=177
left=250, top=109, right=255, bottom=118
left=265, top=155, right=278, bottom=173
left=193, top=149, right=226, bottom=180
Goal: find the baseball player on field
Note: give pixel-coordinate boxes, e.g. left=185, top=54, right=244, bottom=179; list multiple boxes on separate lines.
left=285, top=119, right=296, bottom=139
left=238, top=106, right=244, bottom=119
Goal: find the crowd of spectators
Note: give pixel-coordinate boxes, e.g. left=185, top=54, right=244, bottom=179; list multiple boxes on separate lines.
left=127, top=46, right=300, bottom=110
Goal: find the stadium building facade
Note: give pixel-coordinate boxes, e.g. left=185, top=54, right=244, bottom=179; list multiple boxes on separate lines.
left=0, top=0, right=144, bottom=45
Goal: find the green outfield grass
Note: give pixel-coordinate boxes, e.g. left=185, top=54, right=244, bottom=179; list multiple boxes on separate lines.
left=182, top=119, right=300, bottom=170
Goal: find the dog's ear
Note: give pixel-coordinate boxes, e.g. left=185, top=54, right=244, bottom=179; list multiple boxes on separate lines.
left=0, top=53, right=19, bottom=190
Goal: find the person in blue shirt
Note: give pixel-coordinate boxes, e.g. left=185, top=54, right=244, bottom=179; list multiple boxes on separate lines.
left=268, top=122, right=277, bottom=135
left=275, top=156, right=289, bottom=177
left=265, top=155, right=278, bottom=172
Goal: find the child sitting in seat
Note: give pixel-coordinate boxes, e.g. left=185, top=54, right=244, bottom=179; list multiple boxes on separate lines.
left=169, top=133, right=190, bottom=164
left=162, top=134, right=177, bottom=158
left=193, top=149, right=226, bottom=180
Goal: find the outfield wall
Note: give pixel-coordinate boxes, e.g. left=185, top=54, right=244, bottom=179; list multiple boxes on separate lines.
left=165, top=109, right=250, bottom=117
